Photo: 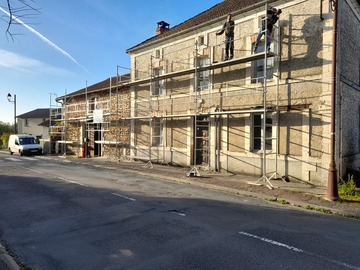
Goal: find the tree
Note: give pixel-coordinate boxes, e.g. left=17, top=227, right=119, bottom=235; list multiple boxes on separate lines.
left=0, top=121, right=13, bottom=149
left=1, top=0, right=39, bottom=40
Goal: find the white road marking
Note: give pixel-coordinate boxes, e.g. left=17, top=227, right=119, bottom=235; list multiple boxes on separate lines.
left=239, top=231, right=360, bottom=270
left=57, top=177, right=88, bottom=187
left=5, top=157, right=21, bottom=162
left=170, top=211, right=186, bottom=217
left=22, top=157, right=38, bottom=161
left=239, top=231, right=302, bottom=252
left=22, top=167, right=43, bottom=174
left=111, top=193, right=136, bottom=201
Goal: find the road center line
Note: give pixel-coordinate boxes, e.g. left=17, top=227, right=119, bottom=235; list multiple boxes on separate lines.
left=111, top=193, right=136, bottom=201
left=238, top=231, right=360, bottom=270
left=57, top=177, right=87, bottom=187
left=170, top=211, right=186, bottom=217
left=22, top=167, right=43, bottom=174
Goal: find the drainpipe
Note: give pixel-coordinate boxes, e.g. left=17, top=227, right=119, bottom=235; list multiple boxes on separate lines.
left=326, top=0, right=340, bottom=201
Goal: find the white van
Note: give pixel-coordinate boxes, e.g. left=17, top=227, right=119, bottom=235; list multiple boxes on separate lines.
left=8, top=134, right=43, bottom=156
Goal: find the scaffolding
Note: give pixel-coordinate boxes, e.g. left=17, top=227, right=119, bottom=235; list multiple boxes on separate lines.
left=53, top=3, right=281, bottom=188
left=49, top=93, right=66, bottom=155
left=118, top=3, right=282, bottom=187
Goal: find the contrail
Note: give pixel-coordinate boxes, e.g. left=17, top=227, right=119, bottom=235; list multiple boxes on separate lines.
left=0, top=7, right=88, bottom=72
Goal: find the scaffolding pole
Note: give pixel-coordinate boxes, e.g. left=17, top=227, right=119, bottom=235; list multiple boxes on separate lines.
left=188, top=40, right=201, bottom=177
left=249, top=2, right=276, bottom=189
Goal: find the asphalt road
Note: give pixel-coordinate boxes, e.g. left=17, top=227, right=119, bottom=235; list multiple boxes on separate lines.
left=0, top=153, right=359, bottom=270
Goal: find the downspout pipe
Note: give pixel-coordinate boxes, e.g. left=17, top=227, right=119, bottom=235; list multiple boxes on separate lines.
left=326, top=0, right=340, bottom=201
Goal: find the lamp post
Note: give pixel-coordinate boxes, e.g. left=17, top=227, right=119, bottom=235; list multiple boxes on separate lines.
left=7, top=93, right=17, bottom=134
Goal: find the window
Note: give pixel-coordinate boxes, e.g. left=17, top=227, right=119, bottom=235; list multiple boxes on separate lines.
left=198, top=35, right=205, bottom=45
left=25, top=118, right=29, bottom=126
left=198, top=57, right=210, bottom=91
left=253, top=113, right=272, bottom=151
left=155, top=49, right=161, bottom=59
left=152, top=118, right=163, bottom=146
left=251, top=44, right=274, bottom=83
left=153, top=68, right=164, bottom=96
left=89, top=97, right=97, bottom=112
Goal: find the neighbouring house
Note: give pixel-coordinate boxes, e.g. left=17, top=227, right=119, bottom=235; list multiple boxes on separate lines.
left=17, top=108, right=62, bottom=153
left=17, top=108, right=50, bottom=140
left=56, top=0, right=360, bottom=188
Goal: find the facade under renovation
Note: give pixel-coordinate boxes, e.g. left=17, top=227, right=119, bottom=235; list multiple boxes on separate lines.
left=55, top=0, right=360, bottom=187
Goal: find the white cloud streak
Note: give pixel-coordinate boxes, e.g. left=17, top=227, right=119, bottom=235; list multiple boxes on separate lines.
left=0, top=7, right=88, bottom=72
left=0, top=49, right=73, bottom=76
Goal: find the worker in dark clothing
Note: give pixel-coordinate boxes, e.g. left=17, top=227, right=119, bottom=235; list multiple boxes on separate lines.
left=254, top=7, right=282, bottom=53
left=216, top=14, right=235, bottom=60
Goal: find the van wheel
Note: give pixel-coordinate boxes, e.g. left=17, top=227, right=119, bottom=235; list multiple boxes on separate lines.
left=19, top=150, right=23, bottom=156
left=9, top=148, right=13, bottom=155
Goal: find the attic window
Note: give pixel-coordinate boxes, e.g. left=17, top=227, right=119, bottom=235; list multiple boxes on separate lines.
left=198, top=36, right=205, bottom=45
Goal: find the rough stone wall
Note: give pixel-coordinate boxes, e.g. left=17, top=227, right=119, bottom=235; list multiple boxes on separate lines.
left=65, top=122, right=82, bottom=156
left=228, top=115, right=246, bottom=152
left=60, top=88, right=131, bottom=159
left=166, top=119, right=188, bottom=148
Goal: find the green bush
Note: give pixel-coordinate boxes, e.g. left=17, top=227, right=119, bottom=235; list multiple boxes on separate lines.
left=339, top=175, right=360, bottom=197
left=0, top=133, right=10, bottom=150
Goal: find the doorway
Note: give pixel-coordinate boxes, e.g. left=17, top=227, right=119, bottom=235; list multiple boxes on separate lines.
left=194, top=116, right=209, bottom=165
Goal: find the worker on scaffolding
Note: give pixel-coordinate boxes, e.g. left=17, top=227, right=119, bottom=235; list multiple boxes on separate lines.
left=253, top=7, right=282, bottom=53
left=216, top=14, right=235, bottom=61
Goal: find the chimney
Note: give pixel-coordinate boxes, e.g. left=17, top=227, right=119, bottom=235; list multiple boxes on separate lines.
left=156, top=21, right=170, bottom=35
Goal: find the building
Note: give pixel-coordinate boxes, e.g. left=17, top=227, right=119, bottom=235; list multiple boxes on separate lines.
left=57, top=0, right=360, bottom=187
left=55, top=76, right=131, bottom=158
left=17, top=108, right=50, bottom=140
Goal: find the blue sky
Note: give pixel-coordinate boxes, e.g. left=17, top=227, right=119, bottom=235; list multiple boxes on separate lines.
left=0, top=0, right=222, bottom=124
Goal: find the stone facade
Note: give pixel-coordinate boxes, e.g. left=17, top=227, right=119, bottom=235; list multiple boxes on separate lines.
left=58, top=83, right=131, bottom=159
left=122, top=0, right=360, bottom=186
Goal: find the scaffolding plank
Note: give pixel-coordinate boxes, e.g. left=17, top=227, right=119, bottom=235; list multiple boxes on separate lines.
left=123, top=52, right=275, bottom=86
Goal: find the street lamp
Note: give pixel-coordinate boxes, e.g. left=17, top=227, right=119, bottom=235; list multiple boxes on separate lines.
left=7, top=93, right=17, bottom=134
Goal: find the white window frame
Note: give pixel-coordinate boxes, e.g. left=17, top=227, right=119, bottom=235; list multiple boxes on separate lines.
left=198, top=57, right=210, bottom=91
left=251, top=44, right=274, bottom=83
left=152, top=118, right=163, bottom=146
left=153, top=68, right=164, bottom=96
left=252, top=113, right=273, bottom=152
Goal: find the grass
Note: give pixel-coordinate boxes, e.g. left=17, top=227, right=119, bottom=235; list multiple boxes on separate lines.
left=305, top=205, right=333, bottom=214
left=265, top=197, right=290, bottom=205
left=338, top=175, right=360, bottom=202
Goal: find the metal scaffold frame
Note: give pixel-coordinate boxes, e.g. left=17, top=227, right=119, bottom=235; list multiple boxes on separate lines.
left=110, top=3, right=281, bottom=182
left=52, top=3, right=281, bottom=186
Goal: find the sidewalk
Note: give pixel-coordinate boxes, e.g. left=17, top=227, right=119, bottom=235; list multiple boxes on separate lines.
left=41, top=155, right=360, bottom=219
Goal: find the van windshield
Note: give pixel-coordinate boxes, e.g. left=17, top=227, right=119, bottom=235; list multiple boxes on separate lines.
left=19, top=138, right=37, bottom=145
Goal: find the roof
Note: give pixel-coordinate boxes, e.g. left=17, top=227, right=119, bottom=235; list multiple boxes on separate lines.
left=57, top=74, right=130, bottom=100
left=38, top=119, right=58, bottom=127
left=17, top=108, right=49, bottom=119
left=126, top=0, right=265, bottom=53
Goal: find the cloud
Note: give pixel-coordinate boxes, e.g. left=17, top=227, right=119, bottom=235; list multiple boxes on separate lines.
left=0, top=6, right=88, bottom=72
left=0, top=49, right=73, bottom=76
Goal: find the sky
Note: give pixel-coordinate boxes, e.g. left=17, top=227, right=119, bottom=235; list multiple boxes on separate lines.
left=0, top=0, right=222, bottom=124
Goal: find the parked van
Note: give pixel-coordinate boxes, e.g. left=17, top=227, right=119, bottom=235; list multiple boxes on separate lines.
left=8, top=134, right=42, bottom=156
